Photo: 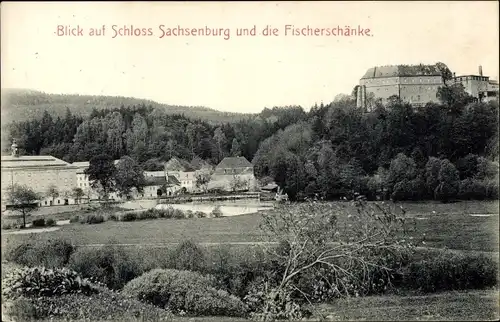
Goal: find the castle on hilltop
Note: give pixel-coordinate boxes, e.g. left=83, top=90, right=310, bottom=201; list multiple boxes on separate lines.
left=355, top=64, right=499, bottom=110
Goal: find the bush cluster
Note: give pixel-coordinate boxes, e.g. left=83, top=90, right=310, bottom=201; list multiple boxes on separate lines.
left=402, top=251, right=498, bottom=292
left=2, top=266, right=98, bottom=299
left=1, top=264, right=173, bottom=321
left=66, top=207, right=218, bottom=225
left=5, top=293, right=174, bottom=321
left=31, top=217, right=57, bottom=227
left=123, top=269, right=247, bottom=317
left=68, top=244, right=141, bottom=290
left=4, top=235, right=498, bottom=319
left=2, top=221, right=15, bottom=230
left=116, top=207, right=210, bottom=222
left=6, top=238, right=75, bottom=268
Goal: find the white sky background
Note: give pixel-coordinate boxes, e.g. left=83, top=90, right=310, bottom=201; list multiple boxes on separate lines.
left=1, top=1, right=499, bottom=113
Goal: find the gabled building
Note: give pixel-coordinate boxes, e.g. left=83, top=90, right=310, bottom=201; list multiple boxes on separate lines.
left=214, top=156, right=254, bottom=175
left=210, top=156, right=258, bottom=191
left=142, top=174, right=181, bottom=198
left=1, top=141, right=78, bottom=207
left=164, top=157, right=197, bottom=192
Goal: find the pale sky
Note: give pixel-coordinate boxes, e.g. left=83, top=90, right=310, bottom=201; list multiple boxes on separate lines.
left=1, top=1, right=499, bottom=113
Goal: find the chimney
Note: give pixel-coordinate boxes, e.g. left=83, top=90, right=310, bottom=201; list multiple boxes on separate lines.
left=479, top=65, right=483, bottom=76
left=453, top=72, right=456, bottom=78
left=11, top=139, right=19, bottom=157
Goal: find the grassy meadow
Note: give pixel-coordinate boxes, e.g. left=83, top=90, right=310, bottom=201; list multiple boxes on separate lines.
left=2, top=200, right=499, bottom=321
left=2, top=200, right=499, bottom=252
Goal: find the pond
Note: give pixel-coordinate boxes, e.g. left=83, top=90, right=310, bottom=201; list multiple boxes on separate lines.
left=155, top=200, right=275, bottom=217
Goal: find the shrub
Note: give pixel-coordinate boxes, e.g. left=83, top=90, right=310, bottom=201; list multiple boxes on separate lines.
left=80, top=213, right=105, bottom=224
left=205, top=245, right=272, bottom=299
left=2, top=221, right=13, bottom=230
left=138, top=209, right=160, bottom=220
left=458, top=178, right=487, bottom=200
left=4, top=287, right=174, bottom=321
left=163, top=206, right=176, bottom=218
left=68, top=243, right=142, bottom=290
left=195, top=211, right=207, bottom=218
left=108, top=213, right=119, bottom=221
left=244, top=285, right=306, bottom=321
left=119, top=212, right=138, bottom=221
left=31, top=218, right=45, bottom=227
left=172, top=208, right=185, bottom=219
left=3, top=296, right=38, bottom=320
left=6, top=238, right=75, bottom=268
left=485, top=179, right=499, bottom=199
left=402, top=251, right=498, bottom=292
left=45, top=218, right=56, bottom=226
left=2, top=266, right=98, bottom=299
left=170, top=240, right=207, bottom=272
left=211, top=206, right=224, bottom=218
left=123, top=269, right=247, bottom=317
left=69, top=215, right=80, bottom=223
left=186, top=210, right=194, bottom=219
left=185, top=287, right=247, bottom=317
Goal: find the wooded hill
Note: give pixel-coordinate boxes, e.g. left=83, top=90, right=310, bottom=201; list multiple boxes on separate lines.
left=1, top=89, right=253, bottom=125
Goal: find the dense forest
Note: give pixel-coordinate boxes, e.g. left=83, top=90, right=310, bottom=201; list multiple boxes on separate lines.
left=3, top=85, right=499, bottom=202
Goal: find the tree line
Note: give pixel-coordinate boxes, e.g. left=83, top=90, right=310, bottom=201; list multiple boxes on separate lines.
left=4, top=82, right=499, bottom=202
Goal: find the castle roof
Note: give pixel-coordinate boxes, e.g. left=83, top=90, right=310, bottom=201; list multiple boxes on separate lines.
left=361, top=64, right=442, bottom=79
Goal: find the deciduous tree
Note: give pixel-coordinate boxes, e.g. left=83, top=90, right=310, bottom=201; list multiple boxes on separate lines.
left=85, top=154, right=117, bottom=200
left=114, top=156, right=146, bottom=198
left=7, top=184, right=40, bottom=228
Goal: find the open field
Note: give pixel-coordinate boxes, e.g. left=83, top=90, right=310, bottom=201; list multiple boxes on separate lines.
left=124, top=289, right=500, bottom=321
left=314, top=289, right=499, bottom=321
left=2, top=200, right=499, bottom=322
left=2, top=201, right=499, bottom=253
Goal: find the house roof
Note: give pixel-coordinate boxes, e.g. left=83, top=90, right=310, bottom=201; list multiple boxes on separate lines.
left=144, top=171, right=165, bottom=177
left=216, top=156, right=253, bottom=169
left=361, top=64, right=442, bottom=79
left=165, top=157, right=194, bottom=172
left=1, top=155, right=75, bottom=169
left=144, top=175, right=180, bottom=186
left=145, top=176, right=167, bottom=186
left=167, top=175, right=181, bottom=186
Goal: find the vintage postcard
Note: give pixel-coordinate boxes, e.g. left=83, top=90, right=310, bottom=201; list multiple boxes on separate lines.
left=1, top=1, right=499, bottom=321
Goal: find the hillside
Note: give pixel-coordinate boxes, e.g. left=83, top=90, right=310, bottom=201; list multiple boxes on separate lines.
left=0, top=89, right=254, bottom=124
